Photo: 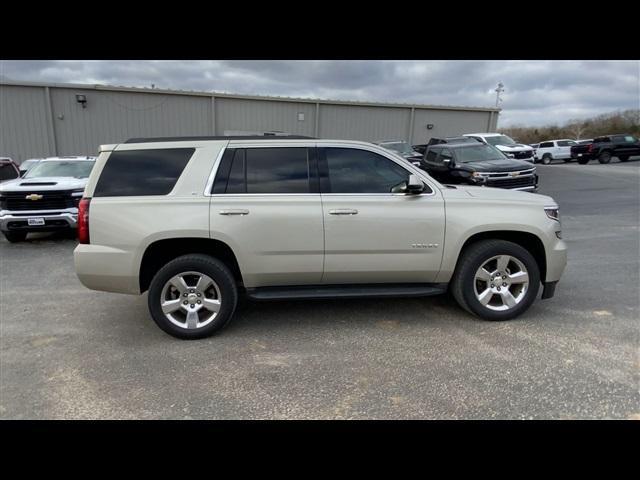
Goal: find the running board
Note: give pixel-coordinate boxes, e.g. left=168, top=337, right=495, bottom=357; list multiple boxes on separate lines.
left=245, top=283, right=448, bottom=301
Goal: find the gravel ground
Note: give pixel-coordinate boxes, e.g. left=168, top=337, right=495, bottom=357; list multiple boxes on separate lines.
left=1, top=158, right=638, bottom=419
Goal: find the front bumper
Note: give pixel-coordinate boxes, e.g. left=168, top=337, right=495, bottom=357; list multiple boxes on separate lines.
left=0, top=208, right=78, bottom=232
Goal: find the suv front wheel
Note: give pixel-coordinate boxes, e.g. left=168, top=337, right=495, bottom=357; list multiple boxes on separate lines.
left=147, top=254, right=238, bottom=339
left=451, top=240, right=540, bottom=321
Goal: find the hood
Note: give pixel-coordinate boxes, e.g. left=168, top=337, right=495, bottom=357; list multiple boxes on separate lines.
left=0, top=176, right=88, bottom=192
left=458, top=158, right=534, bottom=172
left=446, top=184, right=555, bottom=204
left=495, top=144, right=534, bottom=152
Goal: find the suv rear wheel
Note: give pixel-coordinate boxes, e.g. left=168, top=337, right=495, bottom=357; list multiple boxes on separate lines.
left=451, top=240, right=540, bottom=321
left=598, top=151, right=612, bottom=164
left=3, top=231, right=27, bottom=243
left=147, top=254, right=238, bottom=339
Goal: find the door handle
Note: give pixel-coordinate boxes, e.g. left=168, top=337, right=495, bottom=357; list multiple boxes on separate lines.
left=219, top=209, right=249, bottom=216
left=329, top=209, right=358, bottom=215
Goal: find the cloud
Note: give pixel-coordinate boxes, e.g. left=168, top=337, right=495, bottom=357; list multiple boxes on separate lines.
left=1, top=60, right=638, bottom=127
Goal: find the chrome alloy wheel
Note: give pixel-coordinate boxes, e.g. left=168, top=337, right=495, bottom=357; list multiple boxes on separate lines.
left=473, top=255, right=529, bottom=312
left=160, top=271, right=222, bottom=330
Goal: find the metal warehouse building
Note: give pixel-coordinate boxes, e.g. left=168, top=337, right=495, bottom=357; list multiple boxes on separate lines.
left=1, top=80, right=500, bottom=162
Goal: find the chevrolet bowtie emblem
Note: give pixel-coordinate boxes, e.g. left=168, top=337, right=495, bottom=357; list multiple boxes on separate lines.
left=510, top=172, right=519, bottom=177
left=25, top=194, right=43, bottom=201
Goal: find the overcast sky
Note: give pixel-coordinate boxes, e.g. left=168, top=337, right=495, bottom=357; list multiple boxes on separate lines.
left=1, top=60, right=638, bottom=127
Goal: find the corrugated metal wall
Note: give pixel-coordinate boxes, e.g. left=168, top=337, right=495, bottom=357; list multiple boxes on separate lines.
left=411, top=109, right=498, bottom=145
left=319, top=104, right=410, bottom=143
left=50, top=89, right=211, bottom=156
left=0, top=85, right=54, bottom=161
left=215, top=98, right=316, bottom=137
left=1, top=82, right=499, bottom=162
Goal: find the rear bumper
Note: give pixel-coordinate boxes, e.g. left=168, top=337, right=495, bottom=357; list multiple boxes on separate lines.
left=74, top=243, right=140, bottom=294
left=0, top=209, right=77, bottom=232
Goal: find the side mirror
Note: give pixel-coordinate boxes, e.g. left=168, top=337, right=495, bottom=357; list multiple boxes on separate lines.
left=391, top=175, right=426, bottom=194
left=407, top=174, right=425, bottom=194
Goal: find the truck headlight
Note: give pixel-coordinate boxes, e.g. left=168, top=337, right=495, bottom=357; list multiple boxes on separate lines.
left=545, top=206, right=560, bottom=221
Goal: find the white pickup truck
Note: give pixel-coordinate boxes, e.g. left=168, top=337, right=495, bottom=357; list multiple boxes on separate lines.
left=533, top=139, right=577, bottom=164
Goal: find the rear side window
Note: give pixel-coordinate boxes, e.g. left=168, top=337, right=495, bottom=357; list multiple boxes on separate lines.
left=213, top=147, right=311, bottom=194
left=94, top=148, right=194, bottom=197
left=540, top=142, right=554, bottom=148
left=557, top=140, right=571, bottom=147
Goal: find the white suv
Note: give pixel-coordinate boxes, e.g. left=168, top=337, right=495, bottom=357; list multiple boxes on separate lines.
left=534, top=139, right=577, bottom=164
left=74, top=136, right=567, bottom=339
left=463, top=133, right=535, bottom=163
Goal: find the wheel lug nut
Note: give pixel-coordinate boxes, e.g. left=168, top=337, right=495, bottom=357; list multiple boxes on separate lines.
left=190, top=304, right=195, bottom=308
left=197, top=293, right=201, bottom=297
left=490, top=284, right=495, bottom=288
left=183, top=301, right=188, bottom=305
left=502, top=283, right=507, bottom=287
left=183, top=293, right=187, bottom=297
left=197, top=300, right=201, bottom=304
left=497, top=287, right=501, bottom=291
left=502, top=275, right=506, bottom=279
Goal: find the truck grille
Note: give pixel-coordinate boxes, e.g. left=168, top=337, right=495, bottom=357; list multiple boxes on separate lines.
left=0, top=191, right=75, bottom=211
left=487, top=176, right=536, bottom=189
left=512, top=151, right=533, bottom=160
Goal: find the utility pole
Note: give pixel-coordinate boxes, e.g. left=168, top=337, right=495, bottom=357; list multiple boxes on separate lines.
left=495, top=82, right=504, bottom=107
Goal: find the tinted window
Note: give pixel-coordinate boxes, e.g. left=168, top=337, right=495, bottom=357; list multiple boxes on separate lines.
left=94, top=148, right=193, bottom=197
left=322, top=148, right=411, bottom=194
left=0, top=164, right=19, bottom=181
left=226, top=149, right=246, bottom=194
left=425, top=150, right=439, bottom=163
left=245, top=148, right=309, bottom=193
left=540, top=142, right=554, bottom=148
left=557, top=140, right=572, bottom=147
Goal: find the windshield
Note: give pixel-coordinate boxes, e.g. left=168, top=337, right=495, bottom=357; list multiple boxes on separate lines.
left=381, top=142, right=414, bottom=155
left=25, top=160, right=95, bottom=179
left=456, top=145, right=506, bottom=163
left=485, top=135, right=516, bottom=147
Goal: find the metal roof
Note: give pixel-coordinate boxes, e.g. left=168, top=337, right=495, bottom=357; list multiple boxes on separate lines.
left=1, top=79, right=501, bottom=113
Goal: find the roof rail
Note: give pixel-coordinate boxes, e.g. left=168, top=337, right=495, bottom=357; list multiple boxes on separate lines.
left=124, top=135, right=316, bottom=144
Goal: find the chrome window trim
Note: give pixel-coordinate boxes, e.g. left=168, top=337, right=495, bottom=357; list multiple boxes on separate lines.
left=203, top=145, right=229, bottom=196
left=203, top=141, right=440, bottom=197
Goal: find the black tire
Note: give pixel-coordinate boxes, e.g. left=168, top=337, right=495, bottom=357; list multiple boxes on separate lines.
left=563, top=158, right=572, bottom=163
left=598, top=151, right=612, bottom=164
left=619, top=155, right=629, bottom=162
left=577, top=157, right=590, bottom=165
left=3, top=231, right=27, bottom=243
left=541, top=154, right=552, bottom=165
left=147, top=254, right=238, bottom=339
left=450, top=239, right=540, bottom=321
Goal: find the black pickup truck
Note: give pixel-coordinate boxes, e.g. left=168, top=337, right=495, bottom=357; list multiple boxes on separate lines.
left=571, top=134, right=640, bottom=164
left=420, top=142, right=538, bottom=191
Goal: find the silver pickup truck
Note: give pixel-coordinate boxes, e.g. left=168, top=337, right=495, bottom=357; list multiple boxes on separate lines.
left=73, top=136, right=567, bottom=339
left=0, top=156, right=95, bottom=242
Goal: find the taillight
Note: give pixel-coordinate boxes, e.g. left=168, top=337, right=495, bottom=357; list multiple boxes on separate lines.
left=587, top=143, right=594, bottom=152
left=78, top=197, right=91, bottom=244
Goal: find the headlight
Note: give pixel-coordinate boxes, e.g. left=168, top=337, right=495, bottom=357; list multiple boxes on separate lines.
left=545, top=206, right=560, bottom=221
left=71, top=189, right=85, bottom=197
left=471, top=172, right=487, bottom=178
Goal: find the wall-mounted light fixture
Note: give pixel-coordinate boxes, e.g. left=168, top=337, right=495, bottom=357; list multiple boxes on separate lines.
left=426, top=124, right=434, bottom=130
left=75, top=94, right=87, bottom=108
